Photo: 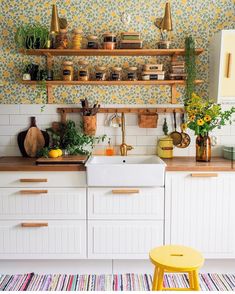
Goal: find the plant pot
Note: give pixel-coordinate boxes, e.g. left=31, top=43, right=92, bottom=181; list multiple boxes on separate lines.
left=83, top=115, right=97, bottom=136
left=196, top=134, right=211, bottom=162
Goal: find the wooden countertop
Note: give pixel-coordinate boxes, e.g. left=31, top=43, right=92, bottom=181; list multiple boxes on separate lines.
left=0, top=157, right=86, bottom=171
left=164, top=157, right=234, bottom=171
left=0, top=156, right=234, bottom=172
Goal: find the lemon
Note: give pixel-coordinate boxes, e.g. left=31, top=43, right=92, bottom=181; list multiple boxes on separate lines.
left=57, top=149, right=63, bottom=157
left=48, top=149, right=59, bottom=158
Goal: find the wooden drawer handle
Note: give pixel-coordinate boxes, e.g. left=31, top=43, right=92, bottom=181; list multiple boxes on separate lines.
left=20, top=190, right=48, bottom=195
left=226, top=53, right=231, bottom=78
left=112, top=189, right=140, bottom=194
left=20, top=179, right=48, bottom=183
left=21, top=222, right=48, bottom=228
left=191, top=173, right=218, bottom=178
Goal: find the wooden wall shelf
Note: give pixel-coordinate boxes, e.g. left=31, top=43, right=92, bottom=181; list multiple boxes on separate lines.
left=57, top=107, right=185, bottom=124
left=19, top=48, right=204, bottom=57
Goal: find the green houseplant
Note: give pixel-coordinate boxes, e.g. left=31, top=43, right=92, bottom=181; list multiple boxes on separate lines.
left=15, top=23, right=49, bottom=49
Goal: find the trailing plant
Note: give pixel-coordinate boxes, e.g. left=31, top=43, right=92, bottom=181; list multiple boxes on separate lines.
left=185, top=36, right=196, bottom=103
left=15, top=23, right=49, bottom=49
left=46, top=120, right=106, bottom=155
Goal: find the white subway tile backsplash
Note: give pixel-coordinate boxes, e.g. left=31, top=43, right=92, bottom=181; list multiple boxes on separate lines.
left=0, top=105, right=20, bottom=114
left=0, top=136, right=12, bottom=146
left=128, top=146, right=147, bottom=155
left=136, top=136, right=157, bottom=146
left=0, top=146, right=21, bottom=156
left=126, top=126, right=147, bottom=136
left=116, top=136, right=137, bottom=146
left=0, top=125, right=25, bottom=136
left=0, top=115, right=10, bottom=125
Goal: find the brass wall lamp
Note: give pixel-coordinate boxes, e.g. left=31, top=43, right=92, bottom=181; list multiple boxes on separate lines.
left=155, top=2, right=173, bottom=49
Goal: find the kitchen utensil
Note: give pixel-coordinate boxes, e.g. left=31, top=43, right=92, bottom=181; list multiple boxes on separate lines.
left=176, top=113, right=191, bottom=148
left=17, top=117, right=49, bottom=157
left=109, top=113, right=121, bottom=128
left=169, top=111, right=182, bottom=146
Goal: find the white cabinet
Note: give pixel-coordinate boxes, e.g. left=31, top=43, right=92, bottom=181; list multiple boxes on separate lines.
left=0, top=171, right=87, bottom=259
left=165, top=172, right=235, bottom=258
left=210, top=30, right=235, bottom=103
left=87, top=187, right=164, bottom=259
left=88, top=220, right=163, bottom=259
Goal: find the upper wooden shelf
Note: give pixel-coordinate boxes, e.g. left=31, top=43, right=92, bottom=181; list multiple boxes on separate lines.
left=19, top=48, right=204, bottom=57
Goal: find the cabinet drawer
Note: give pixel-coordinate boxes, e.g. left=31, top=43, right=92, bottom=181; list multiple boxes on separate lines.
left=88, top=187, right=164, bottom=220
left=88, top=220, right=163, bottom=259
left=0, top=220, right=86, bottom=259
left=0, top=188, right=86, bottom=220
left=0, top=172, right=86, bottom=188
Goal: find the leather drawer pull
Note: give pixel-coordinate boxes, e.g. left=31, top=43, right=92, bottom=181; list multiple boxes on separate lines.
left=20, top=179, right=48, bottom=183
left=21, top=223, right=48, bottom=228
left=191, top=173, right=218, bottom=178
left=112, top=189, right=140, bottom=194
left=20, top=190, right=48, bottom=195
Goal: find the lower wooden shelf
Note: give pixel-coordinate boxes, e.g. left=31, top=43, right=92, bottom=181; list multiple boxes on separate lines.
left=21, top=80, right=203, bottom=104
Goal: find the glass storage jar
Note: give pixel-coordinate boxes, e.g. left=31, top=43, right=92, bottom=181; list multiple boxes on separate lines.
left=78, top=60, right=89, bottom=81
left=103, top=33, right=117, bottom=50
left=95, top=66, right=107, bottom=81
left=62, top=61, right=74, bottom=81
left=72, top=29, right=82, bottom=49
left=56, top=29, right=69, bottom=49
left=87, top=35, right=99, bottom=49
left=126, top=66, right=138, bottom=81
left=110, top=67, right=122, bottom=81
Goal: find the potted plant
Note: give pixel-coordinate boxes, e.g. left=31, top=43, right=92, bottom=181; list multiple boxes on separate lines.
left=185, top=93, right=235, bottom=162
left=15, top=23, right=49, bottom=49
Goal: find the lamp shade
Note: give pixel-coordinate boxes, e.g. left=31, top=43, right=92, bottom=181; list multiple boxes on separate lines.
left=161, top=2, right=173, bottom=31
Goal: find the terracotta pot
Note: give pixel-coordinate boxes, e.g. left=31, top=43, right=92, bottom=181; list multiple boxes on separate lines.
left=83, top=115, right=97, bottom=136
left=196, top=134, right=211, bottom=162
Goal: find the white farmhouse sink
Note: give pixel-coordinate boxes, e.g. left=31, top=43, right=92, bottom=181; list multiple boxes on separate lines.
left=85, top=156, right=166, bottom=187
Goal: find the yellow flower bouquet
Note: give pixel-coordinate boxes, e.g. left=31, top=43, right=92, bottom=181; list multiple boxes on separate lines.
left=185, top=93, right=235, bottom=136
left=185, top=93, right=235, bottom=162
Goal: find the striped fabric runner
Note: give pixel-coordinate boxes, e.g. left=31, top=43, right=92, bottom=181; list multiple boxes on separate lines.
left=0, top=273, right=234, bottom=291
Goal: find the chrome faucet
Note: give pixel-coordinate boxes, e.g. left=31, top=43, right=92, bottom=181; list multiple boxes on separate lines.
left=120, top=113, right=134, bottom=156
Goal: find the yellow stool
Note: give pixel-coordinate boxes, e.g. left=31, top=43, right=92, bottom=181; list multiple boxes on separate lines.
left=149, top=245, right=204, bottom=291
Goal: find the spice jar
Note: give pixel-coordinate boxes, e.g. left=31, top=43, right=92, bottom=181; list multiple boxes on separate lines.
left=110, top=67, right=122, bottom=81
left=95, top=66, right=107, bottom=81
left=103, top=33, right=117, bottom=50
left=56, top=29, right=69, bottom=49
left=126, top=66, right=138, bottom=81
left=78, top=60, right=89, bottom=81
left=87, top=35, right=99, bottom=49
left=72, top=29, right=82, bottom=49
left=62, top=61, right=74, bottom=81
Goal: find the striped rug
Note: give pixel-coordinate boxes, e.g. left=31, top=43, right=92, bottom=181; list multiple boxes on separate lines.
left=0, top=273, right=234, bottom=291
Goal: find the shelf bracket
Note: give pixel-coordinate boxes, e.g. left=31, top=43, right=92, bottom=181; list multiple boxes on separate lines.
left=47, top=85, right=54, bottom=104
left=45, top=53, right=54, bottom=70
left=171, top=84, right=177, bottom=104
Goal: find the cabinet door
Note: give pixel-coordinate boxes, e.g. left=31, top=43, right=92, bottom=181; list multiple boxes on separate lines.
left=0, top=188, right=86, bottom=220
left=88, top=220, right=163, bottom=259
left=88, top=187, right=164, bottom=220
left=220, top=31, right=235, bottom=98
left=166, top=172, right=235, bottom=258
left=0, top=220, right=86, bottom=259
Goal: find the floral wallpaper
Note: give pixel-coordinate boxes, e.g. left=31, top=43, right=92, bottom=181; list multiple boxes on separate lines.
left=0, top=0, right=234, bottom=104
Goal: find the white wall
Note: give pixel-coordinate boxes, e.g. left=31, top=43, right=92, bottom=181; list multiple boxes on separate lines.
left=0, top=104, right=234, bottom=157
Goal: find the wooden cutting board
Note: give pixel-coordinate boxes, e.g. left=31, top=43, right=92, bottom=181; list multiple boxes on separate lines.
left=36, top=155, right=88, bottom=165
left=18, top=117, right=49, bottom=158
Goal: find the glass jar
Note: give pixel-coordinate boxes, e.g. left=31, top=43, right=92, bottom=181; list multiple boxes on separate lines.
left=62, top=61, right=74, bottom=81
left=87, top=35, right=99, bottom=49
left=56, top=29, right=69, bottom=49
left=110, top=67, right=122, bottom=81
left=78, top=60, right=89, bottom=81
left=72, top=29, right=82, bottom=49
left=103, top=33, right=117, bottom=50
left=95, top=66, right=107, bottom=81
left=196, top=134, right=211, bottom=162
left=126, top=66, right=138, bottom=81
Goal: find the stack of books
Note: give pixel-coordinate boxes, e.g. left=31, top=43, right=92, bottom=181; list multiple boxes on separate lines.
left=169, top=61, right=186, bottom=80
left=120, top=32, right=143, bottom=49
left=141, top=64, right=165, bottom=80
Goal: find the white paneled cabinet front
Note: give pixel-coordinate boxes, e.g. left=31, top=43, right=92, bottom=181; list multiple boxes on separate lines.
left=88, top=187, right=164, bottom=220
left=0, top=220, right=86, bottom=259
left=165, top=172, right=235, bottom=258
left=0, top=188, right=86, bottom=219
left=88, top=220, right=163, bottom=259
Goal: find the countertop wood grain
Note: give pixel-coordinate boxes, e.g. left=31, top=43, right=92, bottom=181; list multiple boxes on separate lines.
left=0, top=156, right=234, bottom=172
